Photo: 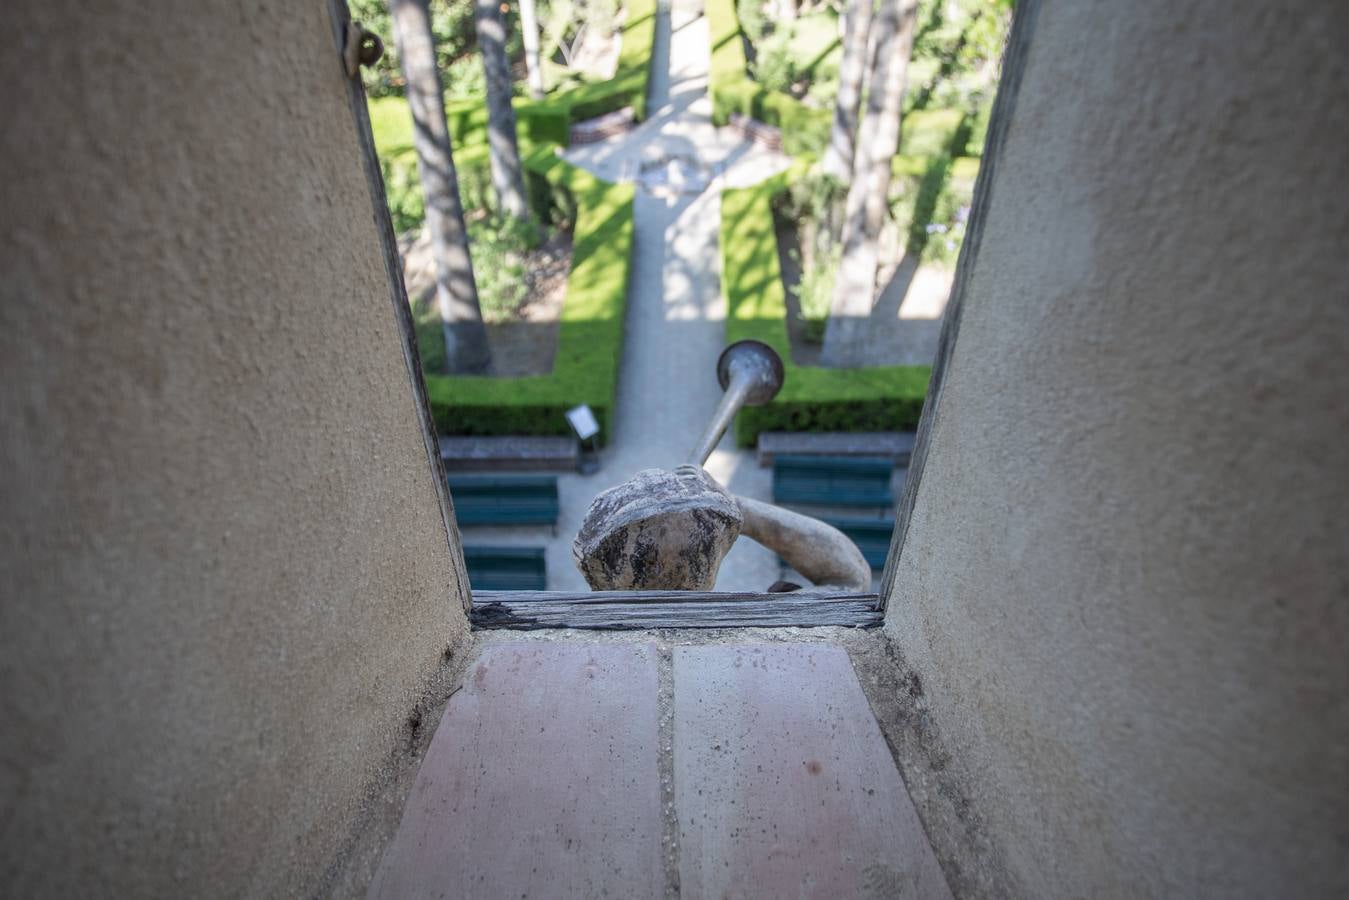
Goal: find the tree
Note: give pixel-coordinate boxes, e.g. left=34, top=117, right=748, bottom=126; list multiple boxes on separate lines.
left=821, top=0, right=919, bottom=368
left=822, top=0, right=875, bottom=180
left=349, top=0, right=476, bottom=98
left=390, top=0, right=492, bottom=374
left=475, top=0, right=532, bottom=221
left=519, top=0, right=546, bottom=99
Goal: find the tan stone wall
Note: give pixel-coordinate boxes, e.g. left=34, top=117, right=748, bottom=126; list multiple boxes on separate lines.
left=0, top=1, right=470, bottom=896
left=884, top=1, right=1349, bottom=896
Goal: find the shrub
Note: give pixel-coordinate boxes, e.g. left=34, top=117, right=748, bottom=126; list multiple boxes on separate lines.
left=917, top=155, right=979, bottom=266
left=788, top=245, right=837, bottom=343
left=752, top=32, right=797, bottom=95
left=773, top=173, right=845, bottom=343
left=378, top=147, right=425, bottom=234
left=898, top=108, right=967, bottom=158
left=443, top=54, right=487, bottom=102
left=466, top=216, right=534, bottom=321
left=368, top=133, right=499, bottom=232
left=965, top=94, right=993, bottom=157
left=905, top=153, right=952, bottom=259
left=349, top=0, right=476, bottom=99
left=721, top=171, right=931, bottom=446
left=736, top=0, right=769, bottom=47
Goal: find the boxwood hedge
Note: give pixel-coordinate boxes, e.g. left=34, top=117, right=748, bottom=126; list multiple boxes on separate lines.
left=720, top=169, right=931, bottom=446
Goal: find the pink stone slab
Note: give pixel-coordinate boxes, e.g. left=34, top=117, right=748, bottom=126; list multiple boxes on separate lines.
left=673, top=643, right=953, bottom=900
left=369, top=641, right=663, bottom=899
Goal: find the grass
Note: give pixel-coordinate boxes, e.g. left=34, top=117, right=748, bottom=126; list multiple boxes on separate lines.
left=898, top=108, right=967, bottom=158
left=787, top=11, right=842, bottom=68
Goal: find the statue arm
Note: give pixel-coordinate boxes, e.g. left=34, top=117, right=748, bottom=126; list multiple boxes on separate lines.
left=735, top=496, right=872, bottom=592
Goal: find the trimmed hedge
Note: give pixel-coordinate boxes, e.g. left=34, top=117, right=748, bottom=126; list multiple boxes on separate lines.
left=721, top=170, right=931, bottom=446
left=445, top=101, right=572, bottom=149
left=423, top=149, right=635, bottom=442
left=706, top=0, right=832, bottom=157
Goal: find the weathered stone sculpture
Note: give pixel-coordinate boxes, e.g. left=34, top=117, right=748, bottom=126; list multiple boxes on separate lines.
left=574, top=465, right=742, bottom=590
left=573, top=341, right=873, bottom=592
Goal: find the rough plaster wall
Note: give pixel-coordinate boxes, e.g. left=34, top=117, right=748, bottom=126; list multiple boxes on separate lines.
left=0, top=1, right=470, bottom=896
left=884, top=1, right=1349, bottom=896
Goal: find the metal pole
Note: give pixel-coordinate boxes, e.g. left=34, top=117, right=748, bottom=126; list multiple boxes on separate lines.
left=687, top=340, right=785, bottom=466
left=689, top=376, right=755, bottom=466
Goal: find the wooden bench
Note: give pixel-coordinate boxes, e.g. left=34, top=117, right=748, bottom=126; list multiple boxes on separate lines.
left=756, top=431, right=916, bottom=467
left=439, top=435, right=578, bottom=472
left=462, top=546, right=548, bottom=592
left=448, top=475, right=560, bottom=528
left=772, top=455, right=894, bottom=510
left=570, top=106, right=636, bottom=145
left=728, top=112, right=783, bottom=152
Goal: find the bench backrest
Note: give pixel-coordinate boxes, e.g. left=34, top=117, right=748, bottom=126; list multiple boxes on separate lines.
left=462, top=546, right=548, bottom=591
left=772, top=455, right=894, bottom=507
left=821, top=516, right=896, bottom=570
left=448, top=475, right=560, bottom=526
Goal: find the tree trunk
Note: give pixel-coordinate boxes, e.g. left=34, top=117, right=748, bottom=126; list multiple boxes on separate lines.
left=821, top=0, right=875, bottom=180
left=519, top=0, right=546, bottom=99
left=821, top=0, right=918, bottom=368
left=476, top=0, right=532, bottom=221
left=390, top=0, right=491, bottom=374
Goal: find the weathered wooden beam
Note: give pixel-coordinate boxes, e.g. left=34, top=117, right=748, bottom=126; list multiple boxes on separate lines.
left=470, top=591, right=883, bottom=630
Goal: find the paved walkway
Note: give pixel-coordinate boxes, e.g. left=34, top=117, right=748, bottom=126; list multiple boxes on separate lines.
left=461, top=0, right=793, bottom=591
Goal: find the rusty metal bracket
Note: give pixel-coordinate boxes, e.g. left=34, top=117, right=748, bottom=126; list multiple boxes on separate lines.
left=343, top=21, right=384, bottom=78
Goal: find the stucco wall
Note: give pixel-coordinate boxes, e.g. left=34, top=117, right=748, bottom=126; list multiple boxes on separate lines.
left=0, top=2, right=470, bottom=896
left=884, top=1, right=1349, bottom=897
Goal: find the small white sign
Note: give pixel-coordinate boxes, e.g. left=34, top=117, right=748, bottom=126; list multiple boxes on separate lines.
left=566, top=404, right=600, bottom=441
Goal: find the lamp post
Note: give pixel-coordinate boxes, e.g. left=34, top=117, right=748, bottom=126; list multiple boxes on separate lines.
left=565, top=404, right=601, bottom=474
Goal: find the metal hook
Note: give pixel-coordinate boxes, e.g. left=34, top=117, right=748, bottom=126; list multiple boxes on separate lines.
left=344, top=22, right=384, bottom=78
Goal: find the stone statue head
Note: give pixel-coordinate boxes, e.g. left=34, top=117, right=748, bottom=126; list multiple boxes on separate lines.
left=573, top=465, right=742, bottom=591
